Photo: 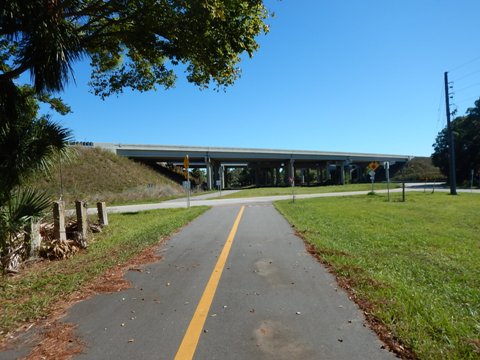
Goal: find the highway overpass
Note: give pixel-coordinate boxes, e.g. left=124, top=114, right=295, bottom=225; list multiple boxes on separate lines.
left=94, top=143, right=412, bottom=190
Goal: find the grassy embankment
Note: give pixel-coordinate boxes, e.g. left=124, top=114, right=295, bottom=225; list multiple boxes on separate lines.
left=0, top=207, right=208, bottom=336
left=221, top=183, right=400, bottom=198
left=27, top=146, right=185, bottom=205
left=275, top=192, right=480, bottom=359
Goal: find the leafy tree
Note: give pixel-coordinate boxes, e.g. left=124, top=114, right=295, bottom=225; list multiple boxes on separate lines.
left=0, top=0, right=268, bottom=270
left=226, top=168, right=244, bottom=188
left=1, top=0, right=270, bottom=98
left=432, top=98, right=480, bottom=185
left=190, top=168, right=206, bottom=186
left=392, top=157, right=443, bottom=182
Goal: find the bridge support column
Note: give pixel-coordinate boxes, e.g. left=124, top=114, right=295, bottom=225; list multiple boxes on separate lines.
left=220, top=165, right=225, bottom=189
left=288, top=160, right=295, bottom=184
left=223, top=166, right=228, bottom=189
left=350, top=165, right=358, bottom=183
left=274, top=167, right=280, bottom=186
left=212, top=163, right=220, bottom=189
left=205, top=157, right=213, bottom=190
left=340, top=161, right=346, bottom=185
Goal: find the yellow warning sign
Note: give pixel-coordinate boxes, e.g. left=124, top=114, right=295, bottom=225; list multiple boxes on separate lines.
left=368, top=161, right=380, bottom=171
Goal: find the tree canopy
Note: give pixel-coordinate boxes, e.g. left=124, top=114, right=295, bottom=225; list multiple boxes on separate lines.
left=432, top=98, right=480, bottom=185
left=0, top=1, right=269, bottom=270
left=1, top=0, right=269, bottom=98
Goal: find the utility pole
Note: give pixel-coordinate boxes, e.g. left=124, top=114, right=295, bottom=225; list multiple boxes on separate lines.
left=444, top=72, right=457, bottom=195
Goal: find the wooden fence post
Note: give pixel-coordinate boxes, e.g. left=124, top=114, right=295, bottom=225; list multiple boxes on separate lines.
left=53, top=201, right=67, bottom=241
left=97, top=202, right=109, bottom=226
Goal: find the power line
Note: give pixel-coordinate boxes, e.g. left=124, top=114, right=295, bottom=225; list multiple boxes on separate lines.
left=453, top=82, right=480, bottom=93
left=436, top=83, right=445, bottom=131
left=450, top=69, right=480, bottom=82
left=448, top=55, right=480, bottom=73
left=453, top=95, right=480, bottom=106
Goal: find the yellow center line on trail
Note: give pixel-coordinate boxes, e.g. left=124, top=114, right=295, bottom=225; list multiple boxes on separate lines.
left=174, top=206, right=245, bottom=360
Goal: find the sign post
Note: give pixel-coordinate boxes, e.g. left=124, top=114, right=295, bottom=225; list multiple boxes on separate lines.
left=471, top=169, right=474, bottom=192
left=289, top=177, right=295, bottom=203
left=183, top=155, right=190, bottom=208
left=384, top=161, right=390, bottom=201
left=368, top=170, right=375, bottom=193
left=367, top=161, right=379, bottom=194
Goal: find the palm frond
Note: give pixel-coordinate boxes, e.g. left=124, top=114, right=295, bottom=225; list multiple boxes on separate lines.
left=21, top=10, right=86, bottom=92
left=4, top=188, right=51, bottom=231
left=0, top=113, right=73, bottom=192
left=0, top=188, right=51, bottom=255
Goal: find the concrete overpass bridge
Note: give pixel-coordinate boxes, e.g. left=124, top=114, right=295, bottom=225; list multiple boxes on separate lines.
left=95, top=143, right=412, bottom=190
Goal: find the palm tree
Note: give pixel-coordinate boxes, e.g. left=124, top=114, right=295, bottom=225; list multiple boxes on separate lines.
left=1, top=0, right=79, bottom=271
left=1, top=0, right=85, bottom=94
left=0, top=84, right=72, bottom=271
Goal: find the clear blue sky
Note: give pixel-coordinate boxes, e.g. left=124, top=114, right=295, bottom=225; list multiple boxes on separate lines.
left=44, top=0, right=480, bottom=157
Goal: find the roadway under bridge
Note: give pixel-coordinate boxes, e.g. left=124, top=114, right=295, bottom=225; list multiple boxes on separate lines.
left=95, top=143, right=412, bottom=190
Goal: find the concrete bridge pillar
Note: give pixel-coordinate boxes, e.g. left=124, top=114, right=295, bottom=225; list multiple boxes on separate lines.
left=339, top=161, right=346, bottom=185
left=223, top=166, right=228, bottom=189
left=205, top=157, right=213, bottom=190
left=220, top=165, right=225, bottom=189
left=212, top=163, right=220, bottom=188
left=349, top=165, right=358, bottom=183
left=288, top=160, right=295, bottom=185
left=326, top=162, right=332, bottom=181
left=274, top=167, right=281, bottom=186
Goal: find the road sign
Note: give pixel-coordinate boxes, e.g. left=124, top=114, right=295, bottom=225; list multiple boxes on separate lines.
left=183, top=155, right=189, bottom=169
left=182, top=181, right=190, bottom=190
left=368, top=161, right=380, bottom=171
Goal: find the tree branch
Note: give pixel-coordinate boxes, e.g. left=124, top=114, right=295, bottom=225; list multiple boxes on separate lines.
left=0, top=63, right=31, bottom=83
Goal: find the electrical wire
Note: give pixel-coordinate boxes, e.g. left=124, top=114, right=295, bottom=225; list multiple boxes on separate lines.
left=436, top=83, right=446, bottom=132
left=448, top=55, right=480, bottom=73
left=453, top=95, right=480, bottom=106
left=450, top=69, right=480, bottom=82
left=453, top=82, right=480, bottom=93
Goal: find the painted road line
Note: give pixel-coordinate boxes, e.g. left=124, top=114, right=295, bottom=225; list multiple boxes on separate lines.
left=174, top=206, right=245, bottom=360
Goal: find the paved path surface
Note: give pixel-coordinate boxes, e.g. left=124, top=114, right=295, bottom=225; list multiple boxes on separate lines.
left=92, top=189, right=392, bottom=214
left=86, top=186, right=480, bottom=215
left=37, top=205, right=394, bottom=359
left=164, top=190, right=241, bottom=202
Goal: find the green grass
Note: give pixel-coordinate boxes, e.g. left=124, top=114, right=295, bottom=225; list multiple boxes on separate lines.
left=0, top=206, right=208, bottom=336
left=108, top=190, right=218, bottom=206
left=221, top=183, right=399, bottom=198
left=275, top=192, right=480, bottom=359
left=108, top=194, right=183, bottom=206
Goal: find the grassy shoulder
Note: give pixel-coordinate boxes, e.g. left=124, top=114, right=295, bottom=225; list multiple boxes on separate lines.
left=221, top=183, right=399, bottom=198
left=107, top=190, right=219, bottom=207
left=0, top=206, right=208, bottom=336
left=275, top=193, right=480, bottom=359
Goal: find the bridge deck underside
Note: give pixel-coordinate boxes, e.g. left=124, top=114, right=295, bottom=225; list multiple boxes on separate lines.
left=114, top=147, right=408, bottom=190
